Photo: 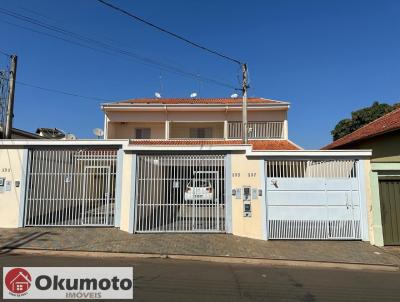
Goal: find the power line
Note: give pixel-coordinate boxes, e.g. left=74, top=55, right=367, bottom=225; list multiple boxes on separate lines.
left=96, top=0, right=243, bottom=65
left=0, top=74, right=111, bottom=102
left=0, top=49, right=11, bottom=57
left=16, top=80, right=111, bottom=102
left=0, top=7, right=237, bottom=90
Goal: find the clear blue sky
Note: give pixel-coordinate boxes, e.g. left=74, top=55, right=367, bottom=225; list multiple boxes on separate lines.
left=1, top=0, right=399, bottom=148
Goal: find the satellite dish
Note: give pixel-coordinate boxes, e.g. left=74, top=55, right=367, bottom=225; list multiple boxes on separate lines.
left=65, top=133, right=76, bottom=140
left=230, top=93, right=239, bottom=99
left=190, top=92, right=197, bottom=98
left=92, top=128, right=104, bottom=139
left=155, top=92, right=161, bottom=98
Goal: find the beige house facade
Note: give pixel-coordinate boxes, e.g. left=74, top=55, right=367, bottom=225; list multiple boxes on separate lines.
left=0, top=97, right=377, bottom=245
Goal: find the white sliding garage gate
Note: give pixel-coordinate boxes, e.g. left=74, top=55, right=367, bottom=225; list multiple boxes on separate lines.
left=135, top=154, right=225, bottom=232
left=24, top=148, right=118, bottom=226
left=266, top=159, right=362, bottom=240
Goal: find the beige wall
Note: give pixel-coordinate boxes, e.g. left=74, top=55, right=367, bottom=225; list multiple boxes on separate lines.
left=105, top=109, right=288, bottom=140
left=119, top=152, right=133, bottom=232
left=231, top=153, right=265, bottom=240
left=170, top=122, right=224, bottom=139
left=108, top=122, right=165, bottom=139
left=0, top=148, right=25, bottom=228
left=106, top=109, right=287, bottom=123
left=363, top=160, right=376, bottom=244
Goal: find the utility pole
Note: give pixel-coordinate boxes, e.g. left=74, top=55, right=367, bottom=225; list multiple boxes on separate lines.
left=5, top=55, right=17, bottom=139
left=242, top=63, right=248, bottom=144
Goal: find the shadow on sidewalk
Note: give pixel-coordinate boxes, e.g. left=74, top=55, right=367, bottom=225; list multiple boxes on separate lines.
left=0, top=232, right=54, bottom=255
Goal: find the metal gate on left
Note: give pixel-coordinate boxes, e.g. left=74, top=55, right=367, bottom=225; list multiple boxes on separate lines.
left=24, top=148, right=117, bottom=227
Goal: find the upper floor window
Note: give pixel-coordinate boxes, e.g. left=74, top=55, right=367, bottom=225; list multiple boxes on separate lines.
left=189, top=127, right=213, bottom=138
left=135, top=128, right=151, bottom=139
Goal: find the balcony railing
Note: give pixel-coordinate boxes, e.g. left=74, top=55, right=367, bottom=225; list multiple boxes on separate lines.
left=228, top=121, right=284, bottom=139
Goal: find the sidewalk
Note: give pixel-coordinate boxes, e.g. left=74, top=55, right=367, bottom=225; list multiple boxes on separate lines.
left=1, top=228, right=399, bottom=268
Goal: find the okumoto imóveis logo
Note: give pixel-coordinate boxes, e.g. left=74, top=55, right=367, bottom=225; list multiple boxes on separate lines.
left=4, top=268, right=32, bottom=297
left=3, top=267, right=133, bottom=300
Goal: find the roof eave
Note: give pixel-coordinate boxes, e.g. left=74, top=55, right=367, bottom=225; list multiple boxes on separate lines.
left=322, top=127, right=400, bottom=150
left=101, top=103, right=290, bottom=112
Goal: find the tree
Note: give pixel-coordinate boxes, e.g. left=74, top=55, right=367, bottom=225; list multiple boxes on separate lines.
left=331, top=101, right=400, bottom=141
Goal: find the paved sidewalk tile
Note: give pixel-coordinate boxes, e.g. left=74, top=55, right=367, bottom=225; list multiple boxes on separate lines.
left=0, top=228, right=399, bottom=266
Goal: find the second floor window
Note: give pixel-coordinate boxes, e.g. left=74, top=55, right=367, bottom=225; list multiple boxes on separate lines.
left=189, top=127, right=212, bottom=138
left=135, top=128, right=151, bottom=139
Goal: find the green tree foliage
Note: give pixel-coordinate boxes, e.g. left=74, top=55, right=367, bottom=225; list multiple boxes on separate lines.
left=331, top=102, right=400, bottom=141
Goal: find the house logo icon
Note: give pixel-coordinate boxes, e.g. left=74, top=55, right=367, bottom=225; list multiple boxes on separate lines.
left=5, top=268, right=32, bottom=296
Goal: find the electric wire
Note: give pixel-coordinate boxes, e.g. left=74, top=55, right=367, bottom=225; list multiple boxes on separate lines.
left=0, top=7, right=237, bottom=89
left=0, top=49, right=11, bottom=57
left=0, top=74, right=112, bottom=102
left=96, top=0, right=243, bottom=65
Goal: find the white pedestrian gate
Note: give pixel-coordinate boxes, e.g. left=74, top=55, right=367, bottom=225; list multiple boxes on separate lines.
left=24, top=148, right=117, bottom=226
left=265, top=160, right=362, bottom=239
left=135, top=154, right=225, bottom=232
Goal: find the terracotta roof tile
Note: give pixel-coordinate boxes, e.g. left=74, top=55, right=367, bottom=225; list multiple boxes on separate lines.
left=129, top=139, right=301, bottom=151
left=107, top=97, right=288, bottom=105
left=322, top=107, right=400, bottom=149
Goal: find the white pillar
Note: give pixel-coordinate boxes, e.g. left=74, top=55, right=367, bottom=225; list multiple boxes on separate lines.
left=103, top=115, right=109, bottom=139
left=224, top=120, right=228, bottom=139
left=283, top=120, right=288, bottom=139
left=165, top=120, right=170, bottom=140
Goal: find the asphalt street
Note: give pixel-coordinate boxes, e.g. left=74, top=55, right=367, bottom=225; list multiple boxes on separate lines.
left=1, top=253, right=400, bottom=302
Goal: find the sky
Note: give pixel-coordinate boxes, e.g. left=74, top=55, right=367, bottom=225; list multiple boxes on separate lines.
left=1, top=0, right=399, bottom=149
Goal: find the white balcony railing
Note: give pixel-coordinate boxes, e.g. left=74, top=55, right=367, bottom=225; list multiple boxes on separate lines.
left=228, top=121, right=284, bottom=139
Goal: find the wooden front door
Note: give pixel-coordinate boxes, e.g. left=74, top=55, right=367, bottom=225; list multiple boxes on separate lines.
left=379, top=179, right=400, bottom=245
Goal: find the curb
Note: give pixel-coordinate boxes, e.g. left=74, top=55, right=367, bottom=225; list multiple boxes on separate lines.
left=3, top=248, right=399, bottom=272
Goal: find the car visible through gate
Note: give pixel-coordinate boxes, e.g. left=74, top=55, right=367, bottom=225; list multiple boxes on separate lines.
left=185, top=179, right=213, bottom=201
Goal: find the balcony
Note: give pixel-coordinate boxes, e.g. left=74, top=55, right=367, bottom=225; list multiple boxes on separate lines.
left=107, top=121, right=285, bottom=140
left=228, top=121, right=284, bottom=139
left=169, top=122, right=224, bottom=139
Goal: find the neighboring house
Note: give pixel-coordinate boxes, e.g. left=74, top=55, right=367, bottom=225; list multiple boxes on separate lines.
left=0, top=127, right=43, bottom=139
left=102, top=97, right=301, bottom=150
left=323, top=108, right=400, bottom=246
left=36, top=128, right=66, bottom=139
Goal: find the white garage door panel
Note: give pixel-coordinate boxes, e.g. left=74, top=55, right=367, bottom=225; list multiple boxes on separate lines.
left=267, top=191, right=328, bottom=206
left=325, top=179, right=359, bottom=190
left=265, top=160, right=362, bottom=240
left=269, top=206, right=329, bottom=220
left=266, top=178, right=325, bottom=191
left=328, top=206, right=360, bottom=219
left=325, top=191, right=360, bottom=206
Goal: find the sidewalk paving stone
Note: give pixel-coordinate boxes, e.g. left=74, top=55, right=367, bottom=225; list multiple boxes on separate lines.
left=1, top=227, right=399, bottom=267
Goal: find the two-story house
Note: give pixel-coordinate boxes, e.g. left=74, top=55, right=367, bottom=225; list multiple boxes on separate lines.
left=0, top=96, right=374, bottom=246
left=102, top=97, right=301, bottom=150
